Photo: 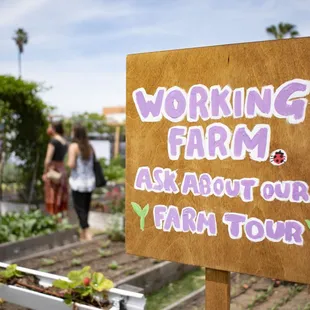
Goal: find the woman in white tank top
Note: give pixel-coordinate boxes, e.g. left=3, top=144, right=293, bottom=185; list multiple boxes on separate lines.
left=67, top=124, right=95, bottom=241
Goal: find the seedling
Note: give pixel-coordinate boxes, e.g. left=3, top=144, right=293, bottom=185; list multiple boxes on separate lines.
left=40, top=258, right=56, bottom=266
left=0, top=264, right=23, bottom=283
left=71, top=249, right=84, bottom=256
left=53, top=266, right=114, bottom=305
left=100, top=240, right=111, bottom=249
left=71, top=258, right=82, bottom=266
left=125, top=269, right=136, bottom=276
left=108, top=261, right=119, bottom=270
left=98, top=249, right=113, bottom=257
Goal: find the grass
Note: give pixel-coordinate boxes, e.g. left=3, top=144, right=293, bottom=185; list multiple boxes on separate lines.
left=40, top=258, right=56, bottom=266
left=247, top=285, right=274, bottom=309
left=146, top=268, right=205, bottom=310
left=270, top=285, right=305, bottom=310
left=71, top=249, right=84, bottom=256
left=71, top=258, right=82, bottom=266
left=98, top=249, right=113, bottom=257
left=304, top=302, right=310, bottom=310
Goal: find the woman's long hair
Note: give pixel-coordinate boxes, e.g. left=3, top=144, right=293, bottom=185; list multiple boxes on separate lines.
left=72, top=123, right=92, bottom=160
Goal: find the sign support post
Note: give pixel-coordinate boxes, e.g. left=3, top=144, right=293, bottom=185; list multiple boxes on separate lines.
left=205, top=269, right=230, bottom=310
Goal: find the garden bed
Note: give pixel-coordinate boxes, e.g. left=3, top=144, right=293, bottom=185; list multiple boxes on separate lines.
left=13, top=235, right=198, bottom=295
left=0, top=228, right=78, bottom=262
left=0, top=263, right=146, bottom=310
left=159, top=272, right=309, bottom=310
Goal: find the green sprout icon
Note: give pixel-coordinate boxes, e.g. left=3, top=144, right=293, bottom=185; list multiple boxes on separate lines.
left=131, top=202, right=149, bottom=231
left=305, top=219, right=310, bottom=231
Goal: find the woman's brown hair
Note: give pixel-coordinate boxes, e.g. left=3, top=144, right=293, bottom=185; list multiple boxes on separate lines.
left=72, top=123, right=92, bottom=160
left=52, top=121, right=64, bottom=136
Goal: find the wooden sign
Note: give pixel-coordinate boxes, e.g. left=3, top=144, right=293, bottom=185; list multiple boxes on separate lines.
left=126, top=38, right=310, bottom=285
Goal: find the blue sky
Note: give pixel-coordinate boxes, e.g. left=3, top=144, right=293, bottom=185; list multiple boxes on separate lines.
left=0, top=0, right=309, bottom=116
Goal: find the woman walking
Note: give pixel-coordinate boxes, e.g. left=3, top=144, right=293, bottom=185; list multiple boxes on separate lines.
left=43, top=121, right=69, bottom=217
left=67, top=124, right=96, bottom=241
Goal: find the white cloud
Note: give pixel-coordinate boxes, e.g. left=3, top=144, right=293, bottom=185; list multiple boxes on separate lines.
left=0, top=0, right=309, bottom=116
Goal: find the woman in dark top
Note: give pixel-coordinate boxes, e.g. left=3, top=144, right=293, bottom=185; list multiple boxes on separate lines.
left=43, top=121, right=69, bottom=216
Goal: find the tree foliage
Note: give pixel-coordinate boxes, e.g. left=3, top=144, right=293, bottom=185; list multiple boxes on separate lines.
left=266, top=23, right=299, bottom=39
left=0, top=75, right=52, bottom=202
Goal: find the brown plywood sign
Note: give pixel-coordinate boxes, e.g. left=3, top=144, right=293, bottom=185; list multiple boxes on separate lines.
left=126, top=38, right=310, bottom=284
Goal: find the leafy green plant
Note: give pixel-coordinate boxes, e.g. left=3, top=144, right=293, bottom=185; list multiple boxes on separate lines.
left=107, top=219, right=125, bottom=242
left=71, top=259, right=82, bottom=266
left=72, top=249, right=84, bottom=256
left=100, top=240, right=111, bottom=249
left=52, top=266, right=113, bottom=305
left=99, top=156, right=125, bottom=182
left=0, top=264, right=23, bottom=283
left=0, top=210, right=73, bottom=244
left=108, top=261, right=119, bottom=270
left=98, top=249, right=112, bottom=257
left=40, top=258, right=56, bottom=266
left=131, top=202, right=149, bottom=231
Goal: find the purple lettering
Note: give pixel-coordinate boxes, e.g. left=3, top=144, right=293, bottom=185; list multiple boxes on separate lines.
left=133, top=87, right=164, bottom=121
left=168, top=126, right=187, bottom=160
left=153, top=205, right=167, bottom=229
left=292, top=181, right=310, bottom=203
left=206, top=123, right=231, bottom=160
left=196, top=212, right=217, bottom=235
left=232, top=88, right=244, bottom=118
left=261, top=182, right=275, bottom=201
left=182, top=207, right=197, bottom=233
left=274, top=79, right=310, bottom=124
left=225, top=179, right=240, bottom=198
left=232, top=124, right=270, bottom=161
left=223, top=213, right=247, bottom=239
left=213, top=177, right=225, bottom=197
left=199, top=173, right=212, bottom=197
left=265, top=219, right=285, bottom=242
left=188, top=85, right=209, bottom=122
left=284, top=220, right=305, bottom=245
left=210, top=86, right=233, bottom=118
left=181, top=173, right=200, bottom=195
left=245, top=86, right=272, bottom=118
left=240, top=178, right=259, bottom=202
left=164, top=87, right=187, bottom=121
left=185, top=126, right=205, bottom=159
left=163, top=206, right=181, bottom=232
left=244, top=218, right=265, bottom=242
left=134, top=167, right=153, bottom=191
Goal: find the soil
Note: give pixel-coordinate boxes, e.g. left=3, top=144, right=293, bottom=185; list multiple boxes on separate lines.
left=15, top=235, right=154, bottom=283
left=178, top=274, right=310, bottom=310
left=0, top=234, right=158, bottom=310
left=1, top=275, right=111, bottom=309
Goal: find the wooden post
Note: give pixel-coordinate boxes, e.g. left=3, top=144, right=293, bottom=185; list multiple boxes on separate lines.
left=114, top=126, right=120, bottom=157
left=205, top=269, right=230, bottom=310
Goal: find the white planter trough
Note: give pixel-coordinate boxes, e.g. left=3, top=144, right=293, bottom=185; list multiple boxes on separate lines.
left=0, top=262, right=146, bottom=310
left=88, top=212, right=124, bottom=232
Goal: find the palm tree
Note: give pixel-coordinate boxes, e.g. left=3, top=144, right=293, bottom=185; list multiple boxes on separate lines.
left=12, top=28, right=28, bottom=78
left=266, top=23, right=299, bottom=39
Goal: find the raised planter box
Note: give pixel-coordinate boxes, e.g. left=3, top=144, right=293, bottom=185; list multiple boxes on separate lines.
left=88, top=211, right=124, bottom=232
left=0, top=228, right=79, bottom=262
left=0, top=262, right=146, bottom=310
left=116, top=261, right=199, bottom=295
